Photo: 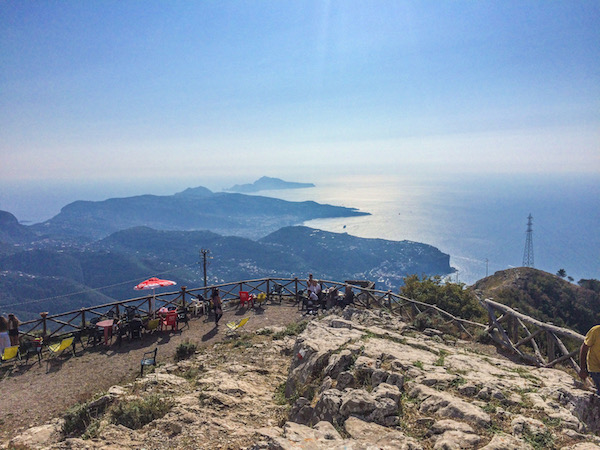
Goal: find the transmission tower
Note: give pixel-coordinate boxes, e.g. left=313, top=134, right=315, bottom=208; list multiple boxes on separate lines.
left=522, top=214, right=534, bottom=268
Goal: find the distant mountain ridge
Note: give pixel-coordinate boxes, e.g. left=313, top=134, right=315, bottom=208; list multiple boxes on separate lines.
left=0, top=225, right=452, bottom=319
left=28, top=187, right=366, bottom=241
left=225, top=176, right=315, bottom=193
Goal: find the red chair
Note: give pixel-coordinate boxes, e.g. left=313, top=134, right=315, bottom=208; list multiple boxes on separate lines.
left=239, top=291, right=254, bottom=308
left=160, top=311, right=178, bottom=331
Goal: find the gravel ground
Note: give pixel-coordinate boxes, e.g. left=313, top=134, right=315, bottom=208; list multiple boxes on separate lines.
left=0, top=299, right=305, bottom=442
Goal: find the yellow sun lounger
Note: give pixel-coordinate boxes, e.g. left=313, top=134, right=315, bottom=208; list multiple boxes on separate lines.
left=1, top=346, right=20, bottom=364
left=226, top=317, right=249, bottom=335
left=48, top=337, right=75, bottom=358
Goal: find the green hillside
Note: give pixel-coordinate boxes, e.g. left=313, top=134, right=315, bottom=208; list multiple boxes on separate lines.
left=472, top=267, right=600, bottom=335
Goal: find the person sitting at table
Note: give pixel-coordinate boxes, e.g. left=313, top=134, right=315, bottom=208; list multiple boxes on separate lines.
left=305, top=290, right=319, bottom=315
left=307, top=274, right=320, bottom=297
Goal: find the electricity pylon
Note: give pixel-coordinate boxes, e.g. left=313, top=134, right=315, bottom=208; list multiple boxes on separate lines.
left=522, top=214, right=534, bottom=268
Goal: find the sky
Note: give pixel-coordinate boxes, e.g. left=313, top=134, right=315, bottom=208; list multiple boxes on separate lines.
left=1, top=1, right=599, bottom=188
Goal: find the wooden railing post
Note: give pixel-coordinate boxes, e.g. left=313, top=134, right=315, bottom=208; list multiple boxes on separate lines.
left=547, top=331, right=556, bottom=362
left=266, top=279, right=271, bottom=302
left=508, top=315, right=518, bottom=344
left=181, top=286, right=187, bottom=310
left=294, top=278, right=299, bottom=303
left=81, top=309, right=86, bottom=330
left=387, top=291, right=392, bottom=310
left=40, top=312, right=48, bottom=338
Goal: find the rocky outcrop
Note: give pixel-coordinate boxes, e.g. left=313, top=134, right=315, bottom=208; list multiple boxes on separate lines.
left=7, top=308, right=600, bottom=449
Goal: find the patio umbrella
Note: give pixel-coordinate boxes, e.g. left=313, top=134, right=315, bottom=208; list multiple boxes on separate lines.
left=134, top=277, right=177, bottom=292
left=134, top=277, right=177, bottom=316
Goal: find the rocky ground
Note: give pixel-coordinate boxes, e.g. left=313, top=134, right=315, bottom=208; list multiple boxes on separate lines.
left=7, top=307, right=600, bottom=449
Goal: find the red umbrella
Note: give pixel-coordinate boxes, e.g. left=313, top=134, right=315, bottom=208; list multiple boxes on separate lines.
left=135, top=277, right=176, bottom=317
left=134, top=277, right=176, bottom=291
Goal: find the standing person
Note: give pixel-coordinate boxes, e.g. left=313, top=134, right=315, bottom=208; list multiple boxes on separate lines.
left=0, top=316, right=11, bottom=354
left=7, top=313, right=19, bottom=346
left=579, top=324, right=600, bottom=395
left=211, top=288, right=223, bottom=326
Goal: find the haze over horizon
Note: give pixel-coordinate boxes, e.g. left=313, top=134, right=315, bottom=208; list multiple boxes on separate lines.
left=1, top=1, right=598, bottom=191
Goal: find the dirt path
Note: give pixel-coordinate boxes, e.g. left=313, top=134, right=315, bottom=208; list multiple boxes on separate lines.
left=0, top=300, right=305, bottom=441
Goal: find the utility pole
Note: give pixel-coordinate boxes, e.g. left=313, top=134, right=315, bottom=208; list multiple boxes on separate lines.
left=199, top=249, right=210, bottom=287
left=522, top=214, right=534, bottom=268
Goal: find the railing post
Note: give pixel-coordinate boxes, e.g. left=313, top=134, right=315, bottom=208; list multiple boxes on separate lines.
left=40, top=312, right=48, bottom=339
left=181, top=286, right=187, bottom=310
left=294, top=278, right=299, bottom=303
left=387, top=291, right=392, bottom=310
left=115, top=304, right=120, bottom=319
left=81, top=309, right=86, bottom=331
left=266, top=279, right=271, bottom=302
left=547, top=331, right=556, bottom=362
left=508, top=315, right=518, bottom=344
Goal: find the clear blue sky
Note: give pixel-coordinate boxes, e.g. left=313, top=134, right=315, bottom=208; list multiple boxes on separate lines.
left=1, top=1, right=599, bottom=185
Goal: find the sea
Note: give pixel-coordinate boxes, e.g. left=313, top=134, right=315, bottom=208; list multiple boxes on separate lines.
left=257, top=173, right=600, bottom=285
left=1, top=172, right=599, bottom=286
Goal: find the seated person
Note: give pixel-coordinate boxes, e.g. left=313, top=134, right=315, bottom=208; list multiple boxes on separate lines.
left=306, top=290, right=319, bottom=315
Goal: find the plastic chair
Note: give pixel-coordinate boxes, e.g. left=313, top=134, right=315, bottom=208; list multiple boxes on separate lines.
left=47, top=337, right=75, bottom=358
left=239, top=291, right=254, bottom=308
left=177, top=309, right=190, bottom=330
left=160, top=311, right=178, bottom=331
left=255, top=293, right=267, bottom=309
left=129, top=319, right=143, bottom=340
left=1, top=346, right=21, bottom=364
left=226, top=317, right=250, bottom=336
left=140, top=348, right=157, bottom=376
left=145, top=318, right=160, bottom=333
left=270, top=283, right=283, bottom=303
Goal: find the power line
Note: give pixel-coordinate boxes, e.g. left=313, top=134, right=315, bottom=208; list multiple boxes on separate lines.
left=0, top=263, right=197, bottom=311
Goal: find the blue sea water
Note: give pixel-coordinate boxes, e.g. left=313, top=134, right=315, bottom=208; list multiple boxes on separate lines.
left=1, top=173, right=598, bottom=285
left=258, top=173, right=600, bottom=285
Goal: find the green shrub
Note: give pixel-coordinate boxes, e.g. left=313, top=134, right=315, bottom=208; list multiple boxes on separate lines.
left=62, top=403, right=93, bottom=437
left=110, top=394, right=173, bottom=429
left=273, top=320, right=308, bottom=340
left=175, top=341, right=197, bottom=361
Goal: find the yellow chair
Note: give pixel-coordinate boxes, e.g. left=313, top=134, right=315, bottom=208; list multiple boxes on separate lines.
left=1, top=346, right=20, bottom=364
left=255, top=293, right=267, bottom=308
left=226, top=317, right=249, bottom=336
left=48, top=337, right=75, bottom=358
left=145, top=318, right=160, bottom=333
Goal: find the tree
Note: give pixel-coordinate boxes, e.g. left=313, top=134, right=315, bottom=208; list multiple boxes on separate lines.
left=557, top=269, right=567, bottom=278
left=400, top=274, right=485, bottom=322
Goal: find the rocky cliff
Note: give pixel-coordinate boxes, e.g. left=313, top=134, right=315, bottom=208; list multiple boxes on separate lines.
left=9, top=308, right=600, bottom=449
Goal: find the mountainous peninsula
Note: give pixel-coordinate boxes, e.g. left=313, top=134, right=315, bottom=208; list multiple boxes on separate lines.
left=28, top=186, right=363, bottom=241
left=224, top=176, right=315, bottom=193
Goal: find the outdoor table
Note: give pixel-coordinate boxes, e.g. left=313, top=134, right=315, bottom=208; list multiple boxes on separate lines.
left=96, top=319, right=115, bottom=346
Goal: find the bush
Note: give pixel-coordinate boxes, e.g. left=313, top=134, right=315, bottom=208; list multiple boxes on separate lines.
left=273, top=320, right=308, bottom=340
left=401, top=274, right=486, bottom=322
left=62, top=403, right=92, bottom=437
left=175, top=341, right=197, bottom=361
left=110, top=394, right=173, bottom=429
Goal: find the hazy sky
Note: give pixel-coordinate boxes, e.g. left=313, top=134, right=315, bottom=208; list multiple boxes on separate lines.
left=1, top=1, right=599, bottom=185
